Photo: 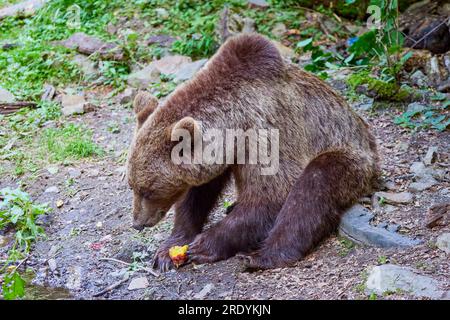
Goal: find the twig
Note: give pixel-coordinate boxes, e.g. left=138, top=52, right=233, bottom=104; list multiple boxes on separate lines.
left=0, top=102, right=37, bottom=115
left=92, top=274, right=130, bottom=297
left=98, top=257, right=160, bottom=277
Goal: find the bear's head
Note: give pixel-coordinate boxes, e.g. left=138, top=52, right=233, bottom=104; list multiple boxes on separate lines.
left=126, top=92, right=207, bottom=230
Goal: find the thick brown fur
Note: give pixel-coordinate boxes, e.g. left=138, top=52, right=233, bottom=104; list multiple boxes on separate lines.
left=126, top=33, right=379, bottom=271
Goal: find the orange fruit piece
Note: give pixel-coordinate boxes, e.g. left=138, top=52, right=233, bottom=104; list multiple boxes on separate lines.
left=169, top=245, right=189, bottom=268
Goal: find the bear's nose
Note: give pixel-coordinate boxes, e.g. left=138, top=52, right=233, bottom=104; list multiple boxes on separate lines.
left=132, top=221, right=145, bottom=231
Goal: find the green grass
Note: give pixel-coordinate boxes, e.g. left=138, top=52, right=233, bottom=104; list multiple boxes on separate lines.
left=0, top=187, right=49, bottom=300
left=41, top=123, right=103, bottom=162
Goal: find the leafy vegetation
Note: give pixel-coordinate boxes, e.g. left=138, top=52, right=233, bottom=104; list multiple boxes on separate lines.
left=0, top=187, right=49, bottom=300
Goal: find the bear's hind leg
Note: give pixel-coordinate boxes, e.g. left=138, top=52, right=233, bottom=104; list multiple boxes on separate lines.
left=153, top=169, right=231, bottom=271
left=244, top=150, right=376, bottom=270
left=188, top=201, right=281, bottom=264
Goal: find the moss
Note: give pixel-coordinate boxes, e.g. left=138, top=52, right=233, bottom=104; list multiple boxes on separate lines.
left=347, top=71, right=411, bottom=101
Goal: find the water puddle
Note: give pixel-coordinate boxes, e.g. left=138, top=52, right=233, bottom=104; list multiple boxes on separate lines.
left=22, top=271, right=73, bottom=300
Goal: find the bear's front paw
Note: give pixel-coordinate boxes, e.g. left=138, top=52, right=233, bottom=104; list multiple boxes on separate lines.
left=152, top=246, right=174, bottom=272
left=188, top=233, right=225, bottom=265
left=240, top=251, right=296, bottom=271
left=153, top=236, right=192, bottom=272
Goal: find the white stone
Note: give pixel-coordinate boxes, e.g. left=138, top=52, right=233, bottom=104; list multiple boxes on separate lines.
left=366, top=264, right=449, bottom=299
left=436, top=233, right=450, bottom=254
left=128, top=277, right=149, bottom=290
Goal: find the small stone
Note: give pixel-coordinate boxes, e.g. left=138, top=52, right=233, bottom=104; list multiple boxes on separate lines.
left=436, top=233, right=450, bottom=254
left=72, top=54, right=97, bottom=78
left=173, top=59, right=208, bottom=83
left=128, top=277, right=149, bottom=290
left=66, top=265, right=83, bottom=290
left=41, top=84, right=56, bottom=101
left=271, top=22, right=287, bottom=37
left=68, top=167, right=82, bottom=179
left=375, top=191, right=414, bottom=205
left=409, top=70, right=428, bottom=87
left=0, top=0, right=46, bottom=20
left=247, top=0, right=269, bottom=9
left=194, top=283, right=215, bottom=299
left=48, top=258, right=57, bottom=272
left=146, top=34, right=176, bottom=47
left=128, top=55, right=192, bottom=88
left=366, top=264, right=449, bottom=299
left=0, top=87, right=15, bottom=103
left=0, top=235, right=7, bottom=247
left=61, top=94, right=86, bottom=116
left=409, top=176, right=438, bottom=192
left=47, top=166, right=59, bottom=175
left=155, top=8, right=169, bottom=19
left=54, top=32, right=124, bottom=61
left=406, top=102, right=426, bottom=114
left=96, top=221, right=103, bottom=229
left=114, top=166, right=126, bottom=176
left=357, top=98, right=374, bottom=111
left=44, top=186, right=59, bottom=194
left=423, top=146, right=438, bottom=165
left=56, top=200, right=64, bottom=208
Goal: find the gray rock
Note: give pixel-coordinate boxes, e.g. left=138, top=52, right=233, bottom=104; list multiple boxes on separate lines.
left=46, top=166, right=59, bottom=175
left=113, top=240, right=146, bottom=263
left=127, top=64, right=161, bottom=88
left=339, top=205, right=422, bottom=248
left=72, top=54, right=97, bottom=78
left=406, top=102, right=426, bottom=114
left=128, top=55, right=192, bottom=88
left=357, top=98, right=374, bottom=111
left=247, top=0, right=269, bottom=9
left=410, top=70, right=428, bottom=87
left=423, top=146, right=438, bottom=165
left=409, top=176, right=438, bottom=192
left=118, top=87, right=136, bottom=105
left=54, top=32, right=124, bottom=61
left=41, top=84, right=56, bottom=101
left=66, top=265, right=82, bottom=290
left=155, top=8, right=169, bottom=19
left=0, top=87, right=15, bottom=103
left=0, top=0, right=47, bottom=20
left=366, top=264, right=449, bottom=299
left=128, top=277, right=149, bottom=290
left=146, top=34, right=176, bottom=47
left=61, top=94, right=86, bottom=116
left=68, top=167, right=82, bottom=179
left=436, top=233, right=450, bottom=254
left=194, top=283, right=215, bottom=299
left=44, top=186, right=59, bottom=193
left=271, top=22, right=287, bottom=37
left=173, top=59, right=208, bottom=83
left=242, top=17, right=256, bottom=33
left=374, top=191, right=414, bottom=204
left=48, top=258, right=57, bottom=272
left=410, top=161, right=434, bottom=178
left=0, top=235, right=7, bottom=247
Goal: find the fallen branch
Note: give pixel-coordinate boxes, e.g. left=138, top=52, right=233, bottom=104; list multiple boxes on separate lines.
left=92, top=273, right=130, bottom=297
left=0, top=102, right=37, bottom=115
left=98, top=257, right=160, bottom=277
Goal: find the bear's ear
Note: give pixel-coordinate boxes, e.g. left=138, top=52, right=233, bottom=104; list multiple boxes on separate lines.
left=133, top=91, right=158, bottom=127
left=170, top=117, right=201, bottom=138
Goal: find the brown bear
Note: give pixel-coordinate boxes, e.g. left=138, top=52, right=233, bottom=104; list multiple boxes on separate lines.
left=126, top=33, right=379, bottom=271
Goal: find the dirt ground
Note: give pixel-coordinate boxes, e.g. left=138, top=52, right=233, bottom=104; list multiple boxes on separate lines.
left=1, top=87, right=449, bottom=300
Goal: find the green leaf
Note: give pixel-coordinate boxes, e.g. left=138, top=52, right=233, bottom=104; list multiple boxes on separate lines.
left=297, top=38, right=313, bottom=48
left=2, top=271, right=26, bottom=300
